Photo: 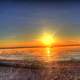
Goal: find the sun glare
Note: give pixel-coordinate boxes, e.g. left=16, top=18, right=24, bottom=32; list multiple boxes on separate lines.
left=40, top=32, right=55, bottom=62
left=41, top=32, right=55, bottom=46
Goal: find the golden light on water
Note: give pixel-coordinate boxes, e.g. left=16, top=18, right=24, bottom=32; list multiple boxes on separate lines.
left=45, top=47, right=52, bottom=62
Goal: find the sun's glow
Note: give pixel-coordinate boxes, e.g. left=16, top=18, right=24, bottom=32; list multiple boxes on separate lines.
left=40, top=32, right=55, bottom=46
left=39, top=32, right=57, bottom=62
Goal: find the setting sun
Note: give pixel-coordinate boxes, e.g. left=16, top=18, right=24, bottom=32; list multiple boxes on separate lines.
left=40, top=32, right=55, bottom=62
left=40, top=32, right=55, bottom=46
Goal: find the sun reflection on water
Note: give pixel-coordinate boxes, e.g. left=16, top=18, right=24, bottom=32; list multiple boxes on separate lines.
left=45, top=47, right=52, bottom=62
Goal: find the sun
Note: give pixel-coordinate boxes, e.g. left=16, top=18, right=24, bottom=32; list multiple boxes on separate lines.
left=41, top=32, right=55, bottom=46
left=39, top=32, right=56, bottom=62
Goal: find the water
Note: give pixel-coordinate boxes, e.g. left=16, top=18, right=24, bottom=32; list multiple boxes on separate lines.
left=0, top=47, right=80, bottom=80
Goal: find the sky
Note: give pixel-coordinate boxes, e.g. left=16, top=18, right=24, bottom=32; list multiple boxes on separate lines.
left=0, top=2, right=80, bottom=46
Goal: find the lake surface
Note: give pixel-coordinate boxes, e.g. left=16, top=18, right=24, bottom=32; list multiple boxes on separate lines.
left=0, top=47, right=80, bottom=80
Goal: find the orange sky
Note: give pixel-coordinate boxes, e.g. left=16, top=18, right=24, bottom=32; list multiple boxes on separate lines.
left=0, top=40, right=80, bottom=48
left=0, top=41, right=43, bottom=47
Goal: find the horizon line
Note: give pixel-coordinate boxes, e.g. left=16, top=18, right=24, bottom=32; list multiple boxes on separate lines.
left=0, top=44, right=80, bottom=49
